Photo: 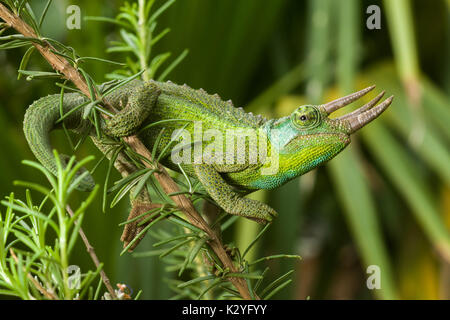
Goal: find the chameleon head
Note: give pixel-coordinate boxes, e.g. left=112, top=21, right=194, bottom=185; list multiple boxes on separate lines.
left=268, top=86, right=393, bottom=177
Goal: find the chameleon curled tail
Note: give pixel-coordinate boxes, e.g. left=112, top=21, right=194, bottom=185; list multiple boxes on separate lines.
left=23, top=93, right=96, bottom=191
left=23, top=81, right=164, bottom=251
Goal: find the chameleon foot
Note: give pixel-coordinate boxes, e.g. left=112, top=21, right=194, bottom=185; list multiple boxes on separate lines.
left=104, top=81, right=161, bottom=137
left=194, top=164, right=278, bottom=223
left=224, top=197, right=278, bottom=224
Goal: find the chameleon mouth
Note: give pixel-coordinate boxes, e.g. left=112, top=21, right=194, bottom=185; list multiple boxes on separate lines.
left=319, top=86, right=394, bottom=134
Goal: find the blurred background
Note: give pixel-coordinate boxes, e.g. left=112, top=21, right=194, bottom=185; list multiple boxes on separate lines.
left=0, top=0, right=449, bottom=299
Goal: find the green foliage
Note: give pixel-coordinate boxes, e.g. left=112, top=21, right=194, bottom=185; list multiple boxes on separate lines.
left=0, top=152, right=102, bottom=299
left=87, top=0, right=188, bottom=81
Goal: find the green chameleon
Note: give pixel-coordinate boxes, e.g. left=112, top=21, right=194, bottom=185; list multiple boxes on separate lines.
left=23, top=79, right=392, bottom=248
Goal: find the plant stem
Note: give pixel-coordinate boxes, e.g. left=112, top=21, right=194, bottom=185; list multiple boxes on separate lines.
left=123, top=137, right=256, bottom=299
left=66, top=205, right=117, bottom=299
left=56, top=169, right=70, bottom=298
left=138, top=0, right=150, bottom=81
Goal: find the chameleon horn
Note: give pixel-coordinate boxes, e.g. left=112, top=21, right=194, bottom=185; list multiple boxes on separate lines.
left=321, top=85, right=376, bottom=114
left=346, top=95, right=394, bottom=133
left=336, top=91, right=385, bottom=121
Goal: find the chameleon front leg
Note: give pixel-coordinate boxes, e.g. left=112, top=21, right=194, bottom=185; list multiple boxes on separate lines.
left=103, top=81, right=161, bottom=137
left=193, top=164, right=277, bottom=223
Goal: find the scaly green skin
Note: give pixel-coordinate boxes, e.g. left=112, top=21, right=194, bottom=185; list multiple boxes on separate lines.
left=23, top=79, right=392, bottom=227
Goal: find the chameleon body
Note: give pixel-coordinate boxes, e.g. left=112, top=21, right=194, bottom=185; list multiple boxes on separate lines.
left=23, top=79, right=392, bottom=247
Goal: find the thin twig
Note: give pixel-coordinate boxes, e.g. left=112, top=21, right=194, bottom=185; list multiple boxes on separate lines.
left=0, top=3, right=254, bottom=300
left=66, top=205, right=117, bottom=299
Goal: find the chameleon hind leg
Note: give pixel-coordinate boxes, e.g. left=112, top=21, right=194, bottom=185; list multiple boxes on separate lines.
left=103, top=81, right=161, bottom=137
left=92, top=138, right=158, bottom=251
left=193, top=164, right=277, bottom=223
left=121, top=187, right=162, bottom=251
left=100, top=81, right=162, bottom=248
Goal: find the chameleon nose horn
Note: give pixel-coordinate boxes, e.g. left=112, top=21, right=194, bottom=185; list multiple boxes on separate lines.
left=344, top=95, right=394, bottom=133
left=320, top=85, right=376, bottom=114
left=320, top=86, right=394, bottom=134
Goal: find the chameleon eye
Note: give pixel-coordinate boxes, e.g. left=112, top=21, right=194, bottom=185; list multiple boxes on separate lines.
left=291, top=105, right=321, bottom=129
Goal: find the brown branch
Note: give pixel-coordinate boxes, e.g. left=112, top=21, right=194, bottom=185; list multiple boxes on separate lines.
left=0, top=3, right=254, bottom=300
left=124, top=138, right=255, bottom=299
